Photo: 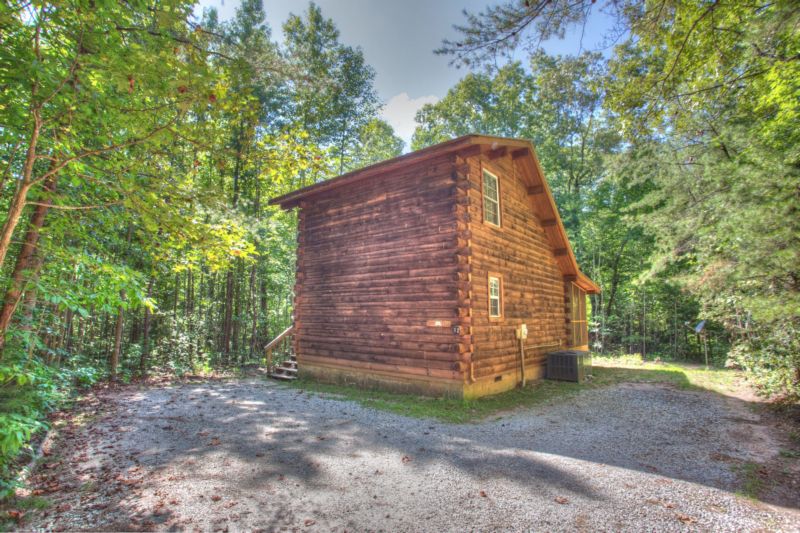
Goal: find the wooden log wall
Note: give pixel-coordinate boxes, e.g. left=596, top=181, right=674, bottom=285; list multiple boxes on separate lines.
left=293, top=154, right=467, bottom=383
left=465, top=151, right=568, bottom=380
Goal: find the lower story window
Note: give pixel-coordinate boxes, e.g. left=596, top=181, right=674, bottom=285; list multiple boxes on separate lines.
left=488, top=274, right=503, bottom=319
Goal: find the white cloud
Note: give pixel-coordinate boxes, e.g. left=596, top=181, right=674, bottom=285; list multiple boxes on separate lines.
left=380, top=92, right=439, bottom=150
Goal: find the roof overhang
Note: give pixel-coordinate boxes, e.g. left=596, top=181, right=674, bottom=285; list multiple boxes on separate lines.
left=270, top=135, right=600, bottom=294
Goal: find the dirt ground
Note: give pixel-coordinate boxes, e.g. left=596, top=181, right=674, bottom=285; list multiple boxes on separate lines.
left=9, top=378, right=800, bottom=532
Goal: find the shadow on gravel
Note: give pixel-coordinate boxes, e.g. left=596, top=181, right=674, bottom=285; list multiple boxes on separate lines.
left=125, top=381, right=599, bottom=486
left=23, top=372, right=796, bottom=530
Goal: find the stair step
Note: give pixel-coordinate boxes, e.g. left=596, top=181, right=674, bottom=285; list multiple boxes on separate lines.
left=269, top=372, right=297, bottom=381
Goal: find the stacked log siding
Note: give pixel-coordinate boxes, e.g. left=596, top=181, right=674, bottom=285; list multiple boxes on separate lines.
left=271, top=135, right=599, bottom=398
left=293, top=155, right=465, bottom=386
left=465, top=153, right=567, bottom=381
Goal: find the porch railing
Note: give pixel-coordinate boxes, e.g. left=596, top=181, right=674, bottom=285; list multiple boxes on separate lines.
left=264, top=325, right=294, bottom=372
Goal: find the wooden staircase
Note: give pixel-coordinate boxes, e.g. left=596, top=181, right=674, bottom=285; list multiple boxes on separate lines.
left=270, top=353, right=297, bottom=381
left=264, top=325, right=296, bottom=381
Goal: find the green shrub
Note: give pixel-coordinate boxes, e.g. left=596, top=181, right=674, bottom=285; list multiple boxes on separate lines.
left=0, top=357, right=74, bottom=498
left=727, top=319, right=800, bottom=402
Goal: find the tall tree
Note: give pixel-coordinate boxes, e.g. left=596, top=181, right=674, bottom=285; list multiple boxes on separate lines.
left=440, top=0, right=800, bottom=398
left=0, top=0, right=219, bottom=352
left=282, top=3, right=381, bottom=174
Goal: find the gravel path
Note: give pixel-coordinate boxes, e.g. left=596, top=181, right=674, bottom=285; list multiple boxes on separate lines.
left=23, top=379, right=800, bottom=532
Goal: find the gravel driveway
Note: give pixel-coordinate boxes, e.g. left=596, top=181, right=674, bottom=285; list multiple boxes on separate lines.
left=24, top=379, right=800, bottom=531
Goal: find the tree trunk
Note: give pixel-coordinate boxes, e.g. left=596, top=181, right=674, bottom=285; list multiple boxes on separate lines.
left=259, top=278, right=269, bottom=341
left=0, top=113, right=41, bottom=271
left=221, top=269, right=234, bottom=356
left=0, top=173, right=57, bottom=355
left=232, top=262, right=242, bottom=358
left=641, top=288, right=647, bottom=359
left=139, top=277, right=155, bottom=376
left=249, top=264, right=258, bottom=357
left=111, top=291, right=125, bottom=381
left=20, top=252, right=43, bottom=360
left=604, top=234, right=630, bottom=319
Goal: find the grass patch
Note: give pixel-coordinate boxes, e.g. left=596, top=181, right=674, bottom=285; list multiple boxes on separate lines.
left=289, top=356, right=743, bottom=423
left=8, top=495, right=49, bottom=511
left=0, top=495, right=50, bottom=532
left=292, top=377, right=585, bottom=423
left=591, top=356, right=742, bottom=395
left=735, top=462, right=767, bottom=499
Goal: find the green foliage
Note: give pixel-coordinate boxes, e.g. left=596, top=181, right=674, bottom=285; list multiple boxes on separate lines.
left=282, top=2, right=382, bottom=174
left=0, top=356, right=72, bottom=497
left=439, top=0, right=800, bottom=401
left=352, top=119, right=405, bottom=167
left=412, top=54, right=700, bottom=359
left=0, top=0, right=406, bottom=492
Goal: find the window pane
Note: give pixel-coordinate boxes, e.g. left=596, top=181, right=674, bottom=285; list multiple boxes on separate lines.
left=489, top=276, right=501, bottom=317
left=483, top=171, right=500, bottom=226
left=483, top=171, right=497, bottom=197
left=485, top=201, right=498, bottom=225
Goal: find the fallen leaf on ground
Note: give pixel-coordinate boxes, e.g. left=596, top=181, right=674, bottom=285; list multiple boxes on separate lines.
left=209, top=438, right=221, bottom=446
left=7, top=510, right=25, bottom=521
left=479, top=490, right=488, bottom=497
left=676, top=513, right=697, bottom=524
left=211, top=495, right=222, bottom=502
left=304, top=519, right=316, bottom=526
left=554, top=496, right=569, bottom=504
left=401, top=456, right=412, bottom=463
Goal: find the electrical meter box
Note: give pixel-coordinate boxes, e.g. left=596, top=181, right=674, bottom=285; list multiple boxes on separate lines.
left=516, top=324, right=528, bottom=340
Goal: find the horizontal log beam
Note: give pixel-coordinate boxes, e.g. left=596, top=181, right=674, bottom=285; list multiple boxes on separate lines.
left=511, top=148, right=528, bottom=160
left=487, top=147, right=507, bottom=160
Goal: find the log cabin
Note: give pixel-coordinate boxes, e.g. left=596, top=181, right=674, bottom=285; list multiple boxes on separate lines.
left=269, top=135, right=600, bottom=398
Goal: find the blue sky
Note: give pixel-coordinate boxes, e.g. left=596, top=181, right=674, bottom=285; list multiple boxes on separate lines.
left=196, top=0, right=616, bottom=146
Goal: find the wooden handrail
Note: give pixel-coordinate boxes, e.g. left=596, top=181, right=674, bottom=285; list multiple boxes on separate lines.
left=264, top=325, right=294, bottom=353
left=265, top=325, right=294, bottom=370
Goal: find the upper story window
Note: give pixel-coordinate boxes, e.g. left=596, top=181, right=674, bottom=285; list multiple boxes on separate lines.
left=488, top=274, right=503, bottom=319
left=482, top=169, right=501, bottom=227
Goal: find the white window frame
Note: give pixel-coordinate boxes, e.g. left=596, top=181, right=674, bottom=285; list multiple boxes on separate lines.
left=488, top=274, right=503, bottom=319
left=482, top=169, right=501, bottom=227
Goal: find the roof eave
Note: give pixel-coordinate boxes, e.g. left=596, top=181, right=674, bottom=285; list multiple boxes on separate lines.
left=269, top=135, right=487, bottom=209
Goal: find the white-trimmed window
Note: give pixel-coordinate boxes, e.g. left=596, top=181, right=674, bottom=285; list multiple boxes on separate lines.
left=488, top=274, right=503, bottom=319
left=482, top=169, right=501, bottom=226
